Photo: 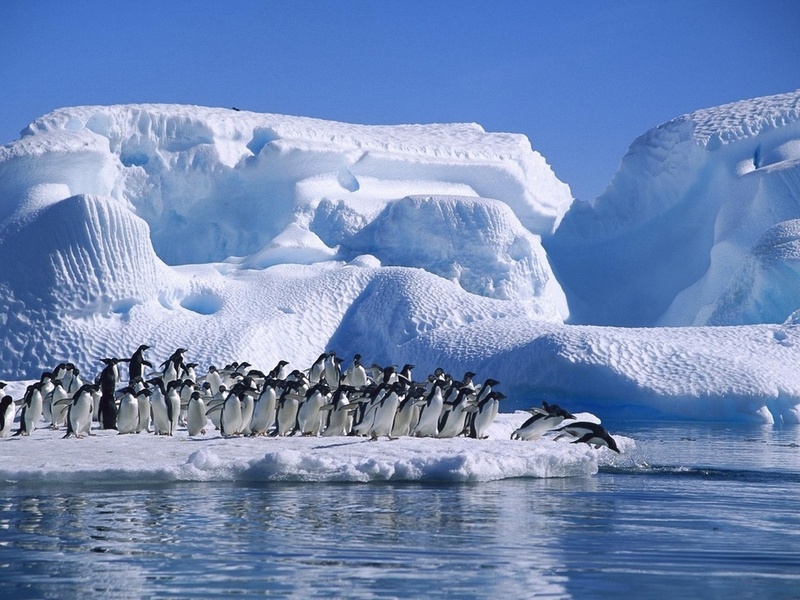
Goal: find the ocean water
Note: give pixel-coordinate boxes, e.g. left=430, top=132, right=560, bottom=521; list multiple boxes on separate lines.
left=2, top=422, right=800, bottom=599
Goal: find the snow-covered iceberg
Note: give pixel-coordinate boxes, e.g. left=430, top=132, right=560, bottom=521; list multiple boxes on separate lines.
left=549, top=90, right=800, bottom=327
left=1, top=100, right=800, bottom=424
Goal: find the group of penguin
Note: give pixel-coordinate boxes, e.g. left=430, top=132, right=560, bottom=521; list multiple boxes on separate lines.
left=0, top=345, right=620, bottom=452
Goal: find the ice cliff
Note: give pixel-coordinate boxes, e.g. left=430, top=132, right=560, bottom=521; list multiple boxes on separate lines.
left=549, top=90, right=800, bottom=326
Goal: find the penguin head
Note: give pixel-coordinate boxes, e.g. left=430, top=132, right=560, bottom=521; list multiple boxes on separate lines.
left=605, top=435, right=621, bottom=453
left=550, top=404, right=575, bottom=420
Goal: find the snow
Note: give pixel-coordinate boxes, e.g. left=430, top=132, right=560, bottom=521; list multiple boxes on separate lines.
left=549, top=90, right=800, bottom=327
left=0, top=412, right=631, bottom=485
left=0, top=97, right=800, bottom=433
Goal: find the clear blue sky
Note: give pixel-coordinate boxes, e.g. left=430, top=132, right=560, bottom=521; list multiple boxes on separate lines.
left=1, top=1, right=798, bottom=201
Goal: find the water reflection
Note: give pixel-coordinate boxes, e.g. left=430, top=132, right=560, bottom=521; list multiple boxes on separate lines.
left=0, top=481, right=576, bottom=598
left=1, top=422, right=799, bottom=598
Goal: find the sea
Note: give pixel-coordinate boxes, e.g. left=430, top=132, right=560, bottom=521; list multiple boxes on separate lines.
left=2, top=421, right=800, bottom=599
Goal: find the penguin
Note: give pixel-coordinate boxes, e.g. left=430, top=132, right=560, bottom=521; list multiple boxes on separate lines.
left=297, top=383, right=331, bottom=436
left=268, top=360, right=290, bottom=381
left=249, top=381, right=279, bottom=436
left=437, top=387, right=474, bottom=438
left=63, top=384, right=97, bottom=439
left=462, top=377, right=497, bottom=435
left=473, top=378, right=500, bottom=405
left=219, top=384, right=244, bottom=437
left=182, top=362, right=199, bottom=383
left=161, top=348, right=188, bottom=384
left=60, top=363, right=78, bottom=394
left=412, top=379, right=447, bottom=437
left=323, top=352, right=342, bottom=388
left=554, top=421, right=621, bottom=453
left=148, top=378, right=172, bottom=435
left=232, top=362, right=252, bottom=377
left=381, top=365, right=398, bottom=385
left=204, top=365, right=224, bottom=395
left=67, top=367, right=84, bottom=395
left=511, top=402, right=575, bottom=441
left=398, top=364, right=415, bottom=385
left=368, top=381, right=406, bottom=440
left=39, top=372, right=55, bottom=424
left=274, top=380, right=304, bottom=436
left=166, top=380, right=182, bottom=435
left=97, top=358, right=121, bottom=430
left=342, top=354, right=369, bottom=388
left=441, top=381, right=463, bottom=408
left=460, top=371, right=477, bottom=392
left=308, top=353, right=328, bottom=385
left=48, top=380, right=70, bottom=429
left=117, top=387, right=151, bottom=434
left=391, top=385, right=425, bottom=438
left=238, top=377, right=257, bottom=435
left=178, top=379, right=196, bottom=426
left=0, top=395, right=15, bottom=438
left=468, top=391, right=507, bottom=439
left=186, top=391, right=208, bottom=436
left=351, top=383, right=389, bottom=436
left=320, top=385, right=358, bottom=437
left=14, top=383, right=43, bottom=436
left=365, top=364, right=385, bottom=385
left=135, top=380, right=152, bottom=433
left=126, top=344, right=153, bottom=383
left=219, top=362, right=244, bottom=389
left=205, top=384, right=228, bottom=430
left=51, top=364, right=70, bottom=390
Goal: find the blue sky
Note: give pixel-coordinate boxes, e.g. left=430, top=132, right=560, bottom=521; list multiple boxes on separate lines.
left=1, top=1, right=798, bottom=202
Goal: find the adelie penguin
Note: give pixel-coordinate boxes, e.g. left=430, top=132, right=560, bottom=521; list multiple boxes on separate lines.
left=97, top=358, right=122, bottom=430
left=13, top=383, right=44, bottom=437
left=116, top=387, right=151, bottom=434
left=412, top=379, right=447, bottom=437
left=554, top=421, right=620, bottom=453
left=126, top=344, right=153, bottom=384
left=342, top=354, right=369, bottom=388
left=186, top=391, right=208, bottom=436
left=308, top=353, right=329, bottom=385
left=0, top=395, right=15, bottom=438
left=249, top=380, right=279, bottom=436
left=63, top=384, right=97, bottom=439
left=468, top=391, right=507, bottom=439
left=161, top=348, right=188, bottom=384
left=511, top=402, right=575, bottom=441
left=437, top=387, right=474, bottom=438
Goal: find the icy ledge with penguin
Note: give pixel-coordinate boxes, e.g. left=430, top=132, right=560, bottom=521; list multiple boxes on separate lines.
left=0, top=94, right=800, bottom=427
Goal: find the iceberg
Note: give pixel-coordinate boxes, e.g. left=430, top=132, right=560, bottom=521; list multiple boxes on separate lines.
left=549, top=90, right=800, bottom=327
left=0, top=98, right=799, bottom=425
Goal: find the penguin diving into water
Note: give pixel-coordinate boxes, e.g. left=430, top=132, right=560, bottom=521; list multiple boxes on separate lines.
left=553, top=421, right=620, bottom=453
left=511, top=402, right=575, bottom=441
